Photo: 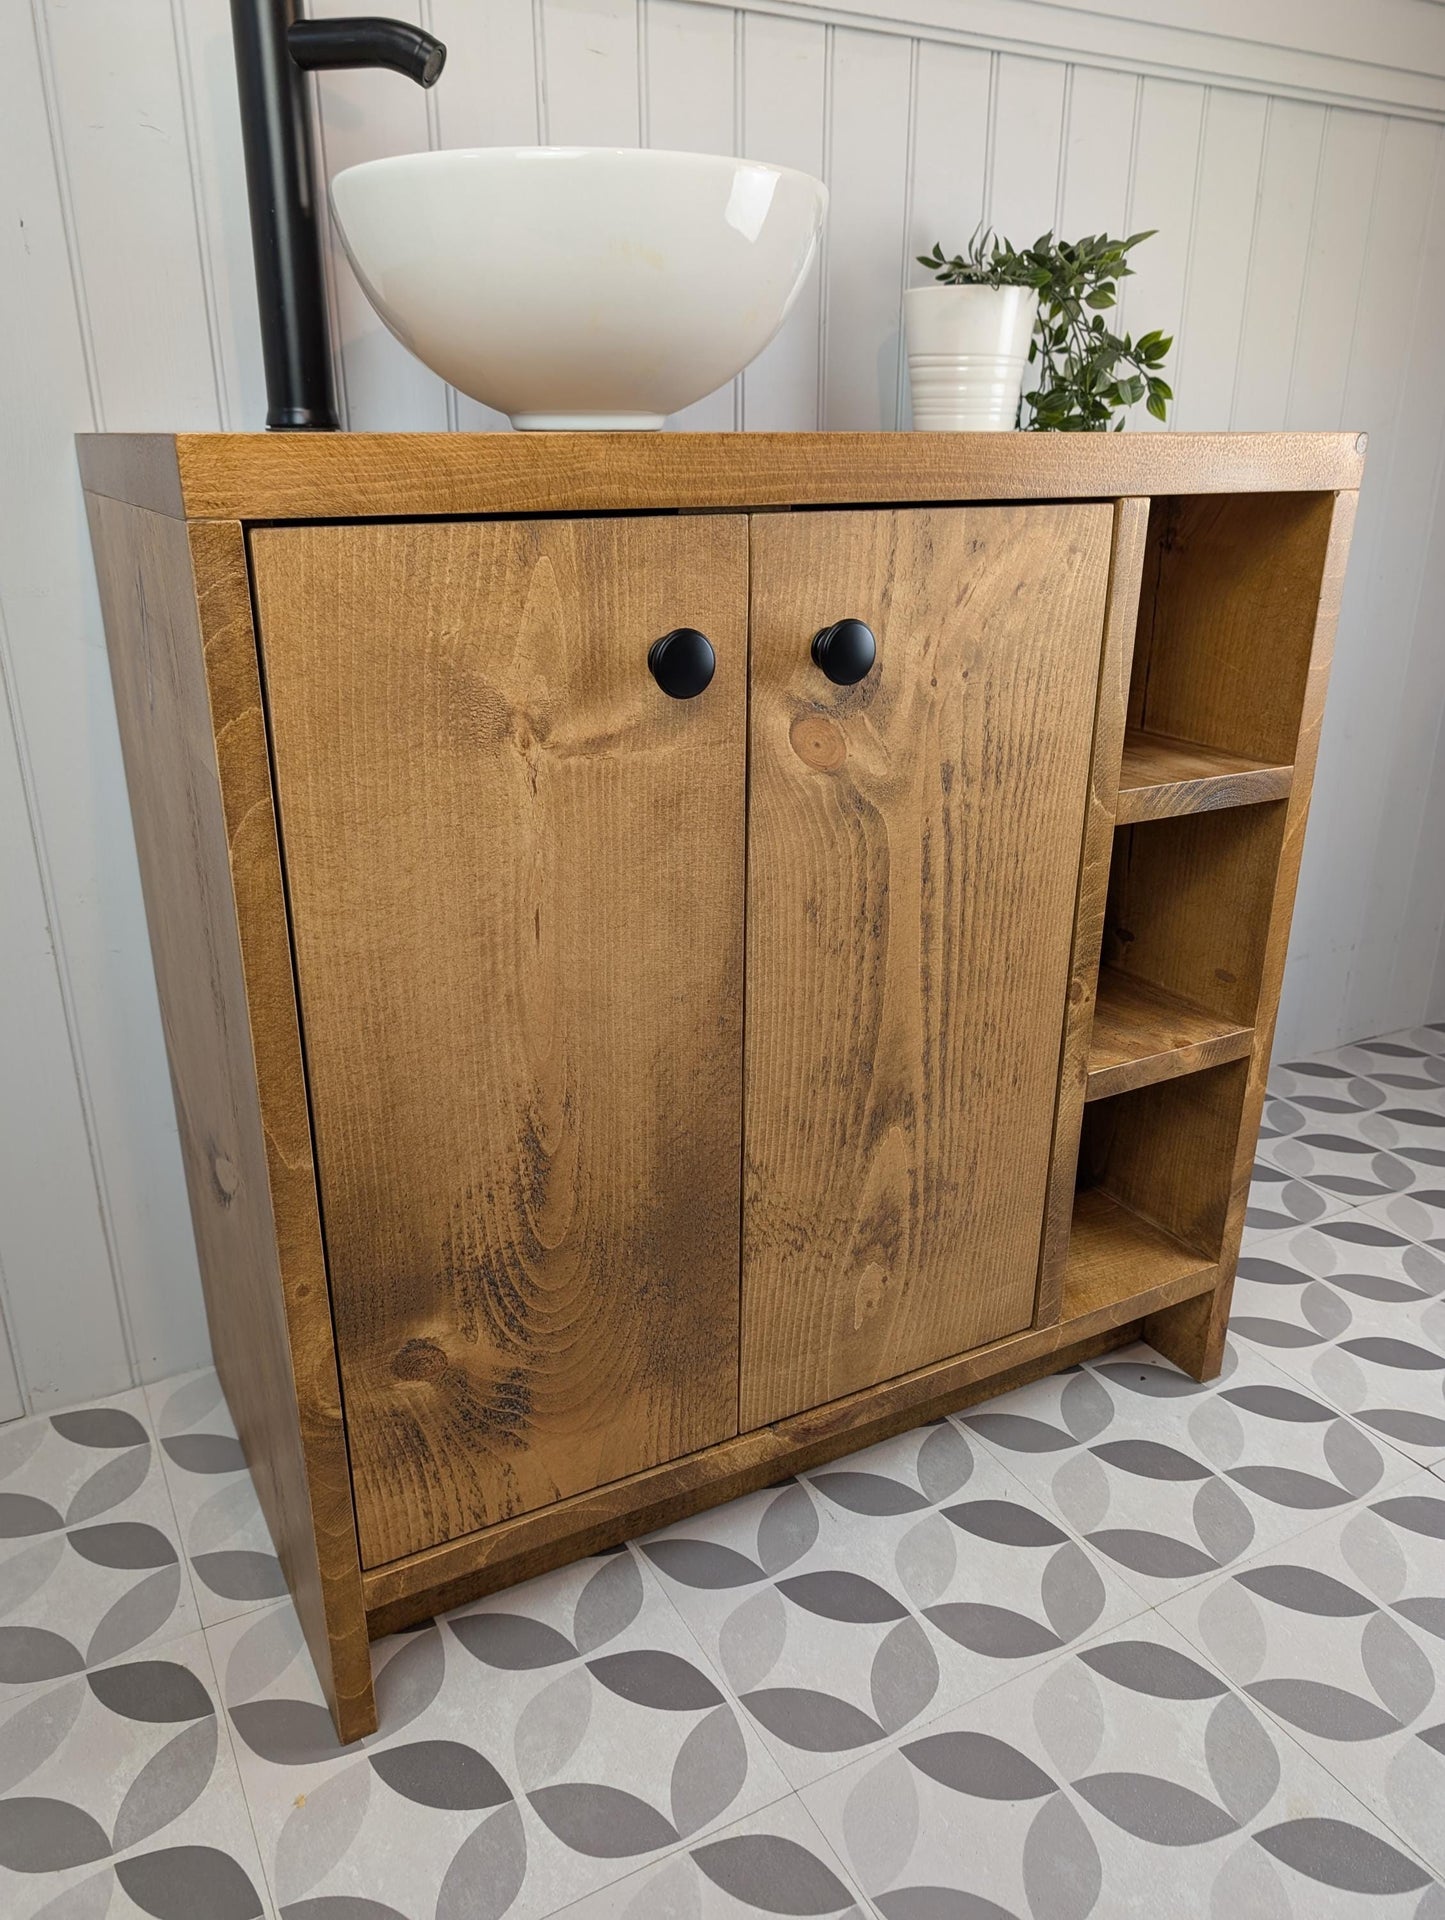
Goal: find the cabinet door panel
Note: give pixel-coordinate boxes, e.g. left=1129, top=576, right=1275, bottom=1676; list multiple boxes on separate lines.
left=742, top=505, right=1112, bottom=1426
left=251, top=517, right=747, bottom=1567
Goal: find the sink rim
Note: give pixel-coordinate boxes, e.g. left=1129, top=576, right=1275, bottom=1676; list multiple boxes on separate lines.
left=332, top=144, right=828, bottom=201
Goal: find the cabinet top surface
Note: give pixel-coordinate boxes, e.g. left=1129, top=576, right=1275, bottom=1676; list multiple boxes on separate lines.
left=76, top=429, right=1364, bottom=524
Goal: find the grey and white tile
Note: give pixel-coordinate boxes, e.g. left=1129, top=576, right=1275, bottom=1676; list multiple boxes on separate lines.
left=0, top=1391, right=201, bottom=1700
left=1244, top=1157, right=1349, bottom=1237
left=551, top=1798, right=868, bottom=1918
left=1162, top=1472, right=1445, bottom=1878
left=1253, top=1124, right=1420, bottom=1203
left=1267, top=1052, right=1392, bottom=1125
left=145, top=1369, right=287, bottom=1626
left=960, top=1340, right=1415, bottom=1600
left=802, top=1611, right=1440, bottom=1917
left=0, top=1628, right=273, bottom=1918
left=1363, top=1189, right=1445, bottom=1258
left=641, top=1425, right=1145, bottom=1789
left=1228, top=1232, right=1445, bottom=1463
left=212, top=1545, right=791, bottom=1920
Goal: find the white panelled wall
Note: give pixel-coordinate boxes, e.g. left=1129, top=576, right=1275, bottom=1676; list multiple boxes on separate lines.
left=3, top=0, right=1445, bottom=1414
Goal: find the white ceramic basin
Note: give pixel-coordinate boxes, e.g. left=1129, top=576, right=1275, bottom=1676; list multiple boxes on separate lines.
left=329, top=147, right=828, bottom=430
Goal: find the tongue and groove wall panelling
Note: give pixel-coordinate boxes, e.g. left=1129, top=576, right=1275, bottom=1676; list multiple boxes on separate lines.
left=8, top=0, right=1445, bottom=1412
left=820, top=28, right=914, bottom=430
left=2, top=0, right=215, bottom=1420
left=0, top=685, right=91, bottom=1419
left=1166, top=90, right=1267, bottom=431
left=1115, top=78, right=1204, bottom=432
left=1270, top=108, right=1398, bottom=1050
left=1346, top=117, right=1445, bottom=1033
left=986, top=57, right=1067, bottom=245
left=1058, top=65, right=1138, bottom=237
left=1227, top=99, right=1324, bottom=429
left=642, top=0, right=740, bottom=429
left=739, top=13, right=827, bottom=430
left=1289, top=113, right=1445, bottom=1051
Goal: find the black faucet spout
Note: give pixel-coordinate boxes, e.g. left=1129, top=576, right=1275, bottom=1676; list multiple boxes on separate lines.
left=229, top=1, right=448, bottom=431
left=288, top=17, right=446, bottom=88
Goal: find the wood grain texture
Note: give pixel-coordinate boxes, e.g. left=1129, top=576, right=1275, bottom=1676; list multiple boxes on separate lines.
left=741, top=504, right=1113, bottom=1426
left=362, top=1283, right=1194, bottom=1633
left=1087, top=965, right=1254, bottom=1100
left=250, top=517, right=749, bottom=1568
left=1116, top=728, right=1295, bottom=823
left=1129, top=491, right=1341, bottom=764
left=1082, top=1055, right=1251, bottom=1260
left=1149, top=489, right=1358, bottom=1376
left=84, top=499, right=374, bottom=1740
left=74, top=431, right=1367, bottom=523
left=1104, top=804, right=1289, bottom=1026
left=1064, top=1188, right=1216, bottom=1319
left=1035, top=498, right=1149, bottom=1327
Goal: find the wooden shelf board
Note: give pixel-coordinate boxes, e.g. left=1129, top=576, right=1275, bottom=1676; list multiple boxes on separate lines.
left=1086, top=966, right=1254, bottom=1102
left=1116, top=729, right=1293, bottom=824
left=1064, top=1187, right=1216, bottom=1323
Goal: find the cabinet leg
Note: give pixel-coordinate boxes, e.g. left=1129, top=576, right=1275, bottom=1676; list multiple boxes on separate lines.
left=1143, top=1286, right=1228, bottom=1383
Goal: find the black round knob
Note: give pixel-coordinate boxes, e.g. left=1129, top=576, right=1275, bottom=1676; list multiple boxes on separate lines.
left=648, top=627, right=716, bottom=699
left=811, top=619, right=876, bottom=686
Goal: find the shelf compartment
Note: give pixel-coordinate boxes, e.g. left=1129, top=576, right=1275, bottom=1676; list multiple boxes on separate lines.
left=1078, top=1058, right=1249, bottom=1268
left=1063, top=1187, right=1215, bottom=1324
left=1105, top=803, right=1287, bottom=1031
left=1087, top=965, right=1253, bottom=1102
left=1117, top=729, right=1293, bottom=825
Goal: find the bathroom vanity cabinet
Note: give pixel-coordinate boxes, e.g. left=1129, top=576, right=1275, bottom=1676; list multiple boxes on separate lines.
left=78, top=430, right=1361, bottom=1741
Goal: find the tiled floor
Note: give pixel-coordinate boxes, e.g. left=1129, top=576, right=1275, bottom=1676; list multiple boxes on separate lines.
left=2, top=1026, right=1444, bottom=1918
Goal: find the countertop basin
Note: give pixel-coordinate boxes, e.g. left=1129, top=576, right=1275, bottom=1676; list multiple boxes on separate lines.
left=329, top=147, right=828, bottom=430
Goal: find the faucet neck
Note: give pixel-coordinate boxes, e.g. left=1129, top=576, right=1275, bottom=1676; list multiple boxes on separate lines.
left=229, top=1, right=446, bottom=431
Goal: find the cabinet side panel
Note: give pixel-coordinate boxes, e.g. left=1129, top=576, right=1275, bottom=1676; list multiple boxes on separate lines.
left=1147, top=489, right=1358, bottom=1377
left=85, top=497, right=373, bottom=1740
left=1035, top=498, right=1149, bottom=1326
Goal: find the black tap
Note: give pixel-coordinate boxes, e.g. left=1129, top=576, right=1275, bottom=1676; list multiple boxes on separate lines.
left=230, top=2, right=447, bottom=431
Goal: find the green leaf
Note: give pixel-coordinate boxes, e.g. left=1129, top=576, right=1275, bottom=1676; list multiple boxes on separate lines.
left=1146, top=390, right=1168, bottom=420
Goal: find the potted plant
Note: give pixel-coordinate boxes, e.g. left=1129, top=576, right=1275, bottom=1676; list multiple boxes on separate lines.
left=907, top=227, right=1172, bottom=431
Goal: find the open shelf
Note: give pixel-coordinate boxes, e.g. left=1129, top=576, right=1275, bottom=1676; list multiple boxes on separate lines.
left=1063, top=1188, right=1215, bottom=1323
left=1087, top=965, right=1253, bottom=1102
left=1117, top=729, right=1293, bottom=824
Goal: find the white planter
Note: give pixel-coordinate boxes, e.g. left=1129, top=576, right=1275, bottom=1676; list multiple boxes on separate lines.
left=904, top=283, right=1039, bottom=431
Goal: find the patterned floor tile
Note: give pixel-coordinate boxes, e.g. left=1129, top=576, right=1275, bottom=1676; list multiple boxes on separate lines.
left=1228, top=1231, right=1445, bottom=1463
left=1253, top=1123, right=1420, bottom=1204
left=1333, top=1034, right=1445, bottom=1092
left=0, top=1391, right=201, bottom=1701
left=800, top=1611, right=1441, bottom=1917
left=1162, top=1472, right=1445, bottom=1879
left=1363, top=1190, right=1445, bottom=1257
left=0, top=1627, right=273, bottom=1918
left=960, top=1340, right=1416, bottom=1601
left=549, top=1797, right=870, bottom=1918
left=1266, top=1053, right=1392, bottom=1126
left=144, top=1370, right=286, bottom=1627
left=640, top=1425, right=1146, bottom=1791
left=211, top=1545, right=791, bottom=1920
left=1244, top=1158, right=1350, bottom=1235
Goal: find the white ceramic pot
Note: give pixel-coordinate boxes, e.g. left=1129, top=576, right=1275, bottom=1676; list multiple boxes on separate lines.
left=903, top=283, right=1039, bottom=431
left=329, top=148, right=827, bottom=430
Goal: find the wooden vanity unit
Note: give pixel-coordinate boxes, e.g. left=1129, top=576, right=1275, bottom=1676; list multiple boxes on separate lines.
left=78, top=430, right=1361, bottom=1740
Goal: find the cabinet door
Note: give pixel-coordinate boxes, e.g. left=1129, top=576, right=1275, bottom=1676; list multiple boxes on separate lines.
left=250, top=517, right=747, bottom=1567
left=742, top=505, right=1113, bottom=1426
